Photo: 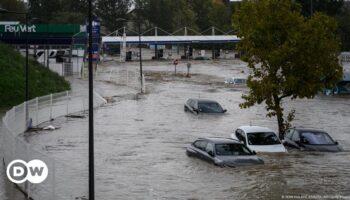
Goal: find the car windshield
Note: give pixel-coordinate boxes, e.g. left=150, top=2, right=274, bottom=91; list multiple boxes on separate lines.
left=301, top=131, right=335, bottom=145
left=198, top=102, right=223, bottom=113
left=247, top=132, right=281, bottom=145
left=215, top=144, right=253, bottom=156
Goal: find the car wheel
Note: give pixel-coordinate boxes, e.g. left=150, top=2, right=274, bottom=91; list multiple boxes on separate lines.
left=184, top=106, right=188, bottom=112
left=186, top=151, right=191, bottom=157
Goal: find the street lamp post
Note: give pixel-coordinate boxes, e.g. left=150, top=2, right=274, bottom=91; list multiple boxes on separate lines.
left=88, top=0, right=95, bottom=199
left=137, top=19, right=143, bottom=93
left=0, top=8, right=29, bottom=101
left=115, top=18, right=144, bottom=93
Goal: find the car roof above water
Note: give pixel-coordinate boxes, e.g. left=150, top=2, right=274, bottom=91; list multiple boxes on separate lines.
left=238, top=126, right=275, bottom=133
left=188, top=98, right=219, bottom=103
left=199, top=137, right=241, bottom=144
left=292, top=128, right=327, bottom=133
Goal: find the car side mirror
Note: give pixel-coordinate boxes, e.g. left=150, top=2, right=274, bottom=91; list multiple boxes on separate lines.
left=335, top=141, right=338, bottom=145
left=223, top=109, right=227, bottom=113
left=252, top=151, right=257, bottom=155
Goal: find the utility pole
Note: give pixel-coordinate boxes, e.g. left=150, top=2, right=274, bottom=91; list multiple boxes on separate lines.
left=88, top=0, right=95, bottom=199
left=138, top=19, right=144, bottom=93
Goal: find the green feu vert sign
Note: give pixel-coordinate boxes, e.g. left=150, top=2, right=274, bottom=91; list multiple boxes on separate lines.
left=0, top=23, right=85, bottom=34
left=3, top=24, right=37, bottom=33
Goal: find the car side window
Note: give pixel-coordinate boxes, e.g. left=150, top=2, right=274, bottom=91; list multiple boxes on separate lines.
left=285, top=129, right=294, bottom=139
left=199, top=141, right=208, bottom=151
left=193, top=101, right=198, bottom=109
left=187, top=99, right=191, bottom=106
left=292, top=131, right=300, bottom=142
left=205, top=142, right=214, bottom=153
left=194, top=140, right=208, bottom=151
left=189, top=100, right=196, bottom=108
left=193, top=140, right=202, bottom=149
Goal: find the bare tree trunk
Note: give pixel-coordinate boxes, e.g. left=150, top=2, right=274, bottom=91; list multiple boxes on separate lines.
left=276, top=109, right=284, bottom=139
left=273, top=95, right=285, bottom=139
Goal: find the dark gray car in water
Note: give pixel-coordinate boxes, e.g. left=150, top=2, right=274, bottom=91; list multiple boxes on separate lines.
left=186, top=137, right=264, bottom=167
left=283, top=128, right=342, bottom=152
left=184, top=99, right=227, bottom=114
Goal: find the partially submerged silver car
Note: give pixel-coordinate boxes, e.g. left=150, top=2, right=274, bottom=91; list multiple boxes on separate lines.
left=186, top=137, right=264, bottom=167
left=184, top=99, right=227, bottom=114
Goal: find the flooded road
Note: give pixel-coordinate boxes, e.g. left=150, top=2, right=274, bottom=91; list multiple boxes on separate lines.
left=24, top=60, right=350, bottom=199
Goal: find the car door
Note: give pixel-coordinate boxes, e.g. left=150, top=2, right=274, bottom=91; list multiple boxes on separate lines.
left=193, top=101, right=199, bottom=114
left=192, top=140, right=208, bottom=160
left=188, top=100, right=197, bottom=114
left=185, top=99, right=193, bottom=112
left=203, top=142, right=215, bottom=164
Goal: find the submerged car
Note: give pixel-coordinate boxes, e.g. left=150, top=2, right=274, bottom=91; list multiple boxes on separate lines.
left=224, top=77, right=247, bottom=85
left=231, top=126, right=287, bottom=153
left=184, top=99, right=227, bottom=114
left=283, top=128, right=342, bottom=152
left=186, top=137, right=264, bottom=167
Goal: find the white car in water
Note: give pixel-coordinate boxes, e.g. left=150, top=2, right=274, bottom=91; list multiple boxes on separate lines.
left=231, top=126, right=287, bottom=153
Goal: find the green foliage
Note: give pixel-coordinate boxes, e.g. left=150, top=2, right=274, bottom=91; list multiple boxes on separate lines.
left=28, top=0, right=90, bottom=24
left=135, top=0, right=232, bottom=33
left=28, top=0, right=61, bottom=22
left=0, top=0, right=26, bottom=22
left=208, top=1, right=231, bottom=32
left=234, top=0, right=342, bottom=137
left=190, top=0, right=212, bottom=31
left=296, top=0, right=344, bottom=17
left=0, top=43, right=70, bottom=107
left=96, top=0, right=132, bottom=32
left=134, top=0, right=198, bottom=33
left=337, top=2, right=350, bottom=51
left=50, top=12, right=86, bottom=24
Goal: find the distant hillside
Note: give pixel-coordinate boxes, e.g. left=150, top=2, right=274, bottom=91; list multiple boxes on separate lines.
left=0, top=43, right=70, bottom=107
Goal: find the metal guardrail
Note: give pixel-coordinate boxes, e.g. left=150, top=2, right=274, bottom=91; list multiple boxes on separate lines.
left=1, top=90, right=106, bottom=200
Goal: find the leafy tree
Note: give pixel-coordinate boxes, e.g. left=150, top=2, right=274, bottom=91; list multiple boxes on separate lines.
left=50, top=11, right=86, bottom=24
left=27, top=0, right=91, bottom=24
left=296, top=0, right=344, bottom=17
left=132, top=0, right=198, bottom=35
left=337, top=2, right=350, bottom=51
left=172, top=0, right=198, bottom=31
left=189, top=0, right=212, bottom=31
left=234, top=0, right=342, bottom=138
left=28, top=0, right=61, bottom=22
left=96, top=0, right=131, bottom=32
left=189, top=0, right=232, bottom=33
left=209, top=1, right=231, bottom=32
left=0, top=0, right=26, bottom=22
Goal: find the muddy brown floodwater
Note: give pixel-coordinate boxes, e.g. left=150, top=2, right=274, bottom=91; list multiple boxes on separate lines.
left=23, top=60, right=350, bottom=200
